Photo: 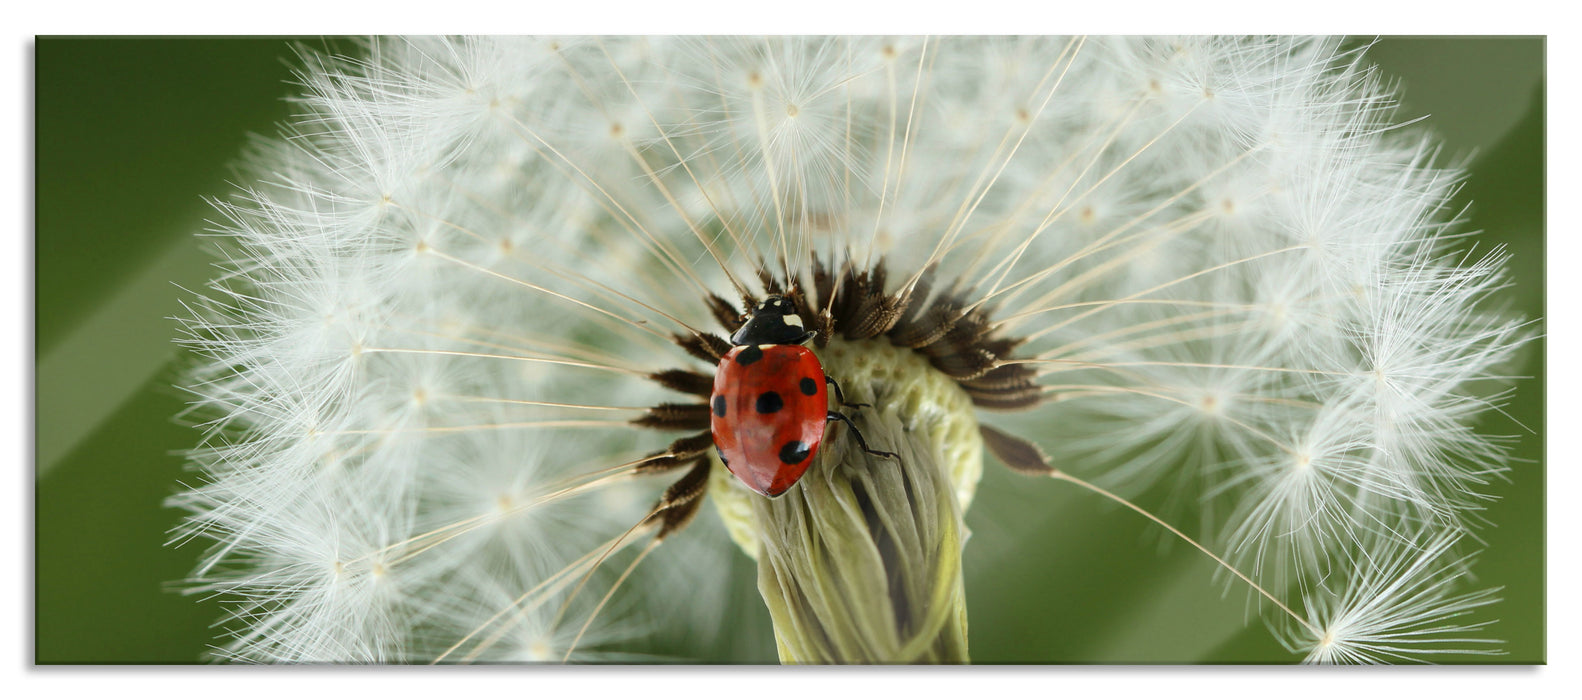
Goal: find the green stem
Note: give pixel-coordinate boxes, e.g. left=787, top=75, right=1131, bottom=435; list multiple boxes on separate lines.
left=750, top=408, right=970, bottom=664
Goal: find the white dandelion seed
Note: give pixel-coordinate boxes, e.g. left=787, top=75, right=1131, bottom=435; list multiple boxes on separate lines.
left=171, top=36, right=1528, bottom=663
left=1286, top=531, right=1504, bottom=664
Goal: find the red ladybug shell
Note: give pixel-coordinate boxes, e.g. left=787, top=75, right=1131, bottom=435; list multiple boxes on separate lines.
left=710, top=344, right=829, bottom=497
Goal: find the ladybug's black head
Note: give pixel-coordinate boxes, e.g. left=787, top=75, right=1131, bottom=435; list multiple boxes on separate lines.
left=730, top=295, right=816, bottom=346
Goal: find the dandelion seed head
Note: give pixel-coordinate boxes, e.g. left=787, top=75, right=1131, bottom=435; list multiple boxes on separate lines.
left=172, top=36, right=1524, bottom=663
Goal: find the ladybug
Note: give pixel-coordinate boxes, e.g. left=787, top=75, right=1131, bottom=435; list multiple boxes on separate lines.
left=710, top=295, right=898, bottom=498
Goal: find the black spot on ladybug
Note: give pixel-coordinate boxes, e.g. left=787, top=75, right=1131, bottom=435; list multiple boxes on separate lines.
left=799, top=377, right=818, bottom=396
left=712, top=395, right=726, bottom=417
left=735, top=345, right=764, bottom=366
left=756, top=391, right=783, bottom=414
left=779, top=440, right=811, bottom=465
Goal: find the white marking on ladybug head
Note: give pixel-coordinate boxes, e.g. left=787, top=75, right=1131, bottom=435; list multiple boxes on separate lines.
left=782, top=313, right=804, bottom=329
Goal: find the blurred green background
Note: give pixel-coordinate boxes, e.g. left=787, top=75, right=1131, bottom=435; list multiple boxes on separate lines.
left=33, top=37, right=1544, bottom=664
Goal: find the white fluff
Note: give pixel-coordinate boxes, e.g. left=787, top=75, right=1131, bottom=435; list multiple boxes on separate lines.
left=172, top=36, right=1526, bottom=662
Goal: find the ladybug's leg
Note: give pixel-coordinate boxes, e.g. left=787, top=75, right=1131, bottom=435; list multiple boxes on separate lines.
left=824, top=376, right=870, bottom=409
left=826, top=411, right=899, bottom=461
